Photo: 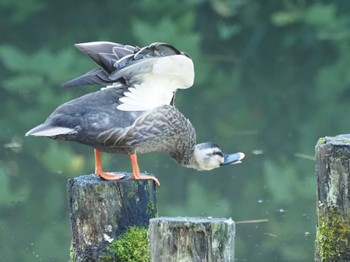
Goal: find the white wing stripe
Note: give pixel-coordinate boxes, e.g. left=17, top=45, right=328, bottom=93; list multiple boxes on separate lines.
left=116, top=55, right=194, bottom=111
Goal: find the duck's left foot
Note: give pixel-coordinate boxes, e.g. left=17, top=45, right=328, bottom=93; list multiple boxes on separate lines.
left=129, top=153, right=161, bottom=186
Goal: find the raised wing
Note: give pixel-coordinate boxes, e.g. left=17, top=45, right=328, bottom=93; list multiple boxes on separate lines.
left=63, top=41, right=137, bottom=87
left=63, top=41, right=195, bottom=111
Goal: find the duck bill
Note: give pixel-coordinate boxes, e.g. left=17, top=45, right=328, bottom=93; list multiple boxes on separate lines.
left=220, top=152, right=245, bottom=166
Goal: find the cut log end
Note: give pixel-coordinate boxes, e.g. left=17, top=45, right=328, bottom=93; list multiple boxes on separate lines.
left=149, top=217, right=235, bottom=262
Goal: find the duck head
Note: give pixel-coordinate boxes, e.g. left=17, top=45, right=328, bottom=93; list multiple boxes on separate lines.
left=192, top=142, right=245, bottom=171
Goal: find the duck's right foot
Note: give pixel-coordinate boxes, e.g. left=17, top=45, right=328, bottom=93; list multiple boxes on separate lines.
left=96, top=170, right=125, bottom=180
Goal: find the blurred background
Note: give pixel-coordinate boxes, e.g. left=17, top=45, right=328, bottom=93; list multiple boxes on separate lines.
left=1, top=0, right=349, bottom=261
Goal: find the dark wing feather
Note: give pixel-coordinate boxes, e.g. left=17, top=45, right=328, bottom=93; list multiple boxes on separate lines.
left=63, top=42, right=138, bottom=87
left=74, top=42, right=136, bottom=68
left=98, top=53, right=117, bottom=73
left=63, top=68, right=112, bottom=87
left=63, top=42, right=185, bottom=87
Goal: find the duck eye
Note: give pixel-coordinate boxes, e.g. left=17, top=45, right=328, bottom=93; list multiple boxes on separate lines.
left=212, top=151, right=223, bottom=157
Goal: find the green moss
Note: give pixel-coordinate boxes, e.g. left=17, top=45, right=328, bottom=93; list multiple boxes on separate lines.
left=316, top=137, right=326, bottom=146
left=70, top=242, right=77, bottom=262
left=316, top=207, right=350, bottom=261
left=95, top=184, right=107, bottom=194
left=147, top=201, right=155, bottom=217
left=101, top=227, right=149, bottom=262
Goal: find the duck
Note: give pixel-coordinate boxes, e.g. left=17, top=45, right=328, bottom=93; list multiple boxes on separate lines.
left=26, top=41, right=245, bottom=186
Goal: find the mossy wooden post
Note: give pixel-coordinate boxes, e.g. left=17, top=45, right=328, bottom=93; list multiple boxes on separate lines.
left=149, top=217, right=235, bottom=262
left=315, top=135, right=350, bottom=262
left=67, top=174, right=157, bottom=262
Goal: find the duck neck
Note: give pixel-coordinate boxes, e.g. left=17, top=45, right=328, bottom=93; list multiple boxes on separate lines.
left=144, top=105, right=197, bottom=168
left=168, top=117, right=197, bottom=168
left=170, top=144, right=196, bottom=168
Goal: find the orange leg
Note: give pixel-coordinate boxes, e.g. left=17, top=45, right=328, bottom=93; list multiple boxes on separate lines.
left=129, top=153, right=160, bottom=186
left=94, top=149, right=125, bottom=180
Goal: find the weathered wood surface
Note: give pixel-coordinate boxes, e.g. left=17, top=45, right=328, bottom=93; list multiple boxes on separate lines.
left=67, top=174, right=157, bottom=262
left=315, top=135, right=350, bottom=262
left=149, top=217, right=235, bottom=262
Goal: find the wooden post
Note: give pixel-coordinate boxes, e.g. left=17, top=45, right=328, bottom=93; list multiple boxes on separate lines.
left=149, top=217, right=235, bottom=262
left=67, top=174, right=157, bottom=262
left=315, top=135, right=350, bottom=262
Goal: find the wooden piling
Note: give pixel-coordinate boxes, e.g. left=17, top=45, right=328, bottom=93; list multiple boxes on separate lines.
left=149, top=217, right=235, bottom=262
left=67, top=174, right=157, bottom=262
left=315, top=135, right=350, bottom=262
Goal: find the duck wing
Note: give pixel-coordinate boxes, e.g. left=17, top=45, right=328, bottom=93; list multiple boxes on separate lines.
left=63, top=42, right=137, bottom=87
left=63, top=42, right=194, bottom=111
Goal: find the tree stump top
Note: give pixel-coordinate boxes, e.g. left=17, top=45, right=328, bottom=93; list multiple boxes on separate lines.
left=150, top=216, right=234, bottom=224
left=69, top=172, right=149, bottom=185
left=317, top=134, right=350, bottom=147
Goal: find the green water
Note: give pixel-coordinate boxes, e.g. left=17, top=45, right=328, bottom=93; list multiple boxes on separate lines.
left=2, top=1, right=349, bottom=261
